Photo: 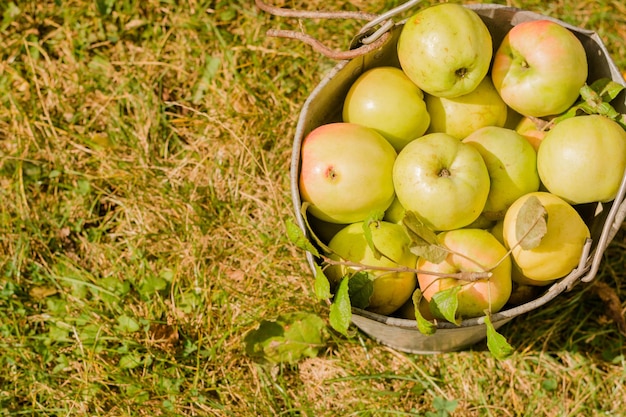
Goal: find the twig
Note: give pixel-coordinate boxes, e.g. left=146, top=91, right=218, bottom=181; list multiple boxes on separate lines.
left=322, top=256, right=493, bottom=282
left=254, top=0, right=392, bottom=60
left=265, top=29, right=391, bottom=60
left=254, top=0, right=377, bottom=21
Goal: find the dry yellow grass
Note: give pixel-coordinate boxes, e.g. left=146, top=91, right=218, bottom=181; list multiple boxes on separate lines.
left=0, top=0, right=625, bottom=415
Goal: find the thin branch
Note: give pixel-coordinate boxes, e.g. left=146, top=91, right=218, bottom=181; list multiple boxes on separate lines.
left=322, top=256, right=493, bottom=282
left=254, top=0, right=378, bottom=21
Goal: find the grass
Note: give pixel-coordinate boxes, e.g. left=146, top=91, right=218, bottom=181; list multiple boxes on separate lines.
left=0, top=0, right=625, bottom=415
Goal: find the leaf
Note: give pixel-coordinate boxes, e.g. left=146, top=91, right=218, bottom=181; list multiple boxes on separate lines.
left=485, top=314, right=514, bottom=360
left=515, top=195, right=548, bottom=250
left=402, top=211, right=447, bottom=263
left=243, top=312, right=328, bottom=364
left=286, top=217, right=320, bottom=258
left=412, top=289, right=436, bottom=335
left=590, top=77, right=625, bottom=102
left=362, top=210, right=385, bottom=260
left=329, top=277, right=351, bottom=336
left=432, top=396, right=459, bottom=416
left=1, top=2, right=20, bottom=31
left=314, top=264, right=331, bottom=300
left=299, top=203, right=333, bottom=254
left=139, top=275, right=168, bottom=297
left=193, top=56, right=221, bottom=103
left=347, top=272, right=373, bottom=309
left=116, top=315, right=141, bottom=333
left=429, top=286, right=461, bottom=325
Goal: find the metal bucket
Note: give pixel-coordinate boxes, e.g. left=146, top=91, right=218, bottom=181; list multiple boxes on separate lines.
left=290, top=4, right=626, bottom=353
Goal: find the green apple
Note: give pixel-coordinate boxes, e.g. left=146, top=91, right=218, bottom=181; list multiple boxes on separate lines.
left=503, top=192, right=590, bottom=282
left=463, top=126, right=540, bottom=220
left=537, top=115, right=626, bottom=204
left=426, top=76, right=508, bottom=139
left=417, top=228, right=512, bottom=319
left=492, top=20, right=588, bottom=117
left=342, top=66, right=430, bottom=151
left=397, top=3, right=492, bottom=98
left=393, top=133, right=490, bottom=231
left=383, top=196, right=406, bottom=224
left=326, top=221, right=418, bottom=316
left=299, top=122, right=396, bottom=224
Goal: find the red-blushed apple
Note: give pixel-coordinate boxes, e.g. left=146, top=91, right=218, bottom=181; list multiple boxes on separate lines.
left=426, top=76, right=508, bottom=140
left=299, top=122, right=396, bottom=224
left=515, top=116, right=549, bottom=151
left=503, top=192, right=590, bottom=282
left=417, top=228, right=512, bottom=319
left=393, top=133, right=490, bottom=231
left=342, top=66, right=430, bottom=151
left=397, top=3, right=492, bottom=98
left=325, top=221, right=418, bottom=316
left=537, top=115, right=626, bottom=204
left=491, top=20, right=588, bottom=117
left=463, top=126, right=540, bottom=220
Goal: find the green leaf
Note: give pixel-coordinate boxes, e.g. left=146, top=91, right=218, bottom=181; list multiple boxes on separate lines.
left=362, top=210, right=385, bottom=260
left=314, top=264, right=331, bottom=300
left=515, top=196, right=548, bottom=250
left=432, top=396, right=459, bottom=416
left=116, top=315, right=141, bottom=333
left=299, top=203, right=333, bottom=254
left=589, top=77, right=625, bottom=102
left=485, top=314, right=514, bottom=360
left=193, top=56, right=221, bottom=103
left=429, top=286, right=461, bottom=325
left=139, top=275, right=168, bottom=297
left=243, top=312, right=328, bottom=364
left=348, top=272, right=373, bottom=309
left=286, top=218, right=320, bottom=258
left=412, top=289, right=436, bottom=335
left=329, top=277, right=351, bottom=336
left=1, top=3, right=20, bottom=32
left=402, top=211, right=447, bottom=263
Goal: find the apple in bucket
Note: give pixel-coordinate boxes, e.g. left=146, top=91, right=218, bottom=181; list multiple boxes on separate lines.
left=299, top=122, right=397, bottom=224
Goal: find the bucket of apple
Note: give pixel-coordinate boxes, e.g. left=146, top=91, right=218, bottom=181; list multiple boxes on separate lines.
left=286, top=2, right=626, bottom=354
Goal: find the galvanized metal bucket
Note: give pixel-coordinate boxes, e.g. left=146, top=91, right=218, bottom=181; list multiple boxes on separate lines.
left=290, top=4, right=626, bottom=353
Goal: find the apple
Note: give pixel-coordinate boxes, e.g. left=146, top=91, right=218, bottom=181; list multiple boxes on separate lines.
left=299, top=122, right=396, bottom=224
left=463, top=126, right=540, bottom=220
left=490, top=219, right=554, bottom=287
left=393, top=133, right=490, bottom=231
left=491, top=20, right=588, bottom=117
left=342, top=66, right=430, bottom=151
left=537, top=115, right=626, bottom=204
left=503, top=192, right=590, bottom=282
left=383, top=196, right=406, bottom=224
left=426, top=76, right=508, bottom=139
left=515, top=116, right=549, bottom=151
left=397, top=3, right=492, bottom=98
left=417, top=228, right=512, bottom=319
left=325, top=221, right=418, bottom=316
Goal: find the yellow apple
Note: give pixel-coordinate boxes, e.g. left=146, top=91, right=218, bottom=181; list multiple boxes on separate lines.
left=502, top=192, right=590, bottom=282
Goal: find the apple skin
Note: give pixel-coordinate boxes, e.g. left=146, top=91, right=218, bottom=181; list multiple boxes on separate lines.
left=491, top=20, right=588, bottom=117
left=326, top=221, right=418, bottom=316
left=463, top=126, right=540, bottom=220
left=393, top=133, right=490, bottom=231
left=490, top=220, right=555, bottom=287
left=417, top=228, right=512, bottom=319
left=299, top=122, right=396, bottom=224
left=503, top=192, right=590, bottom=282
left=383, top=196, right=406, bottom=224
left=397, top=3, right=492, bottom=98
left=537, top=115, right=626, bottom=204
left=426, top=76, right=508, bottom=140
left=515, top=116, right=548, bottom=151
left=342, top=67, right=430, bottom=151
